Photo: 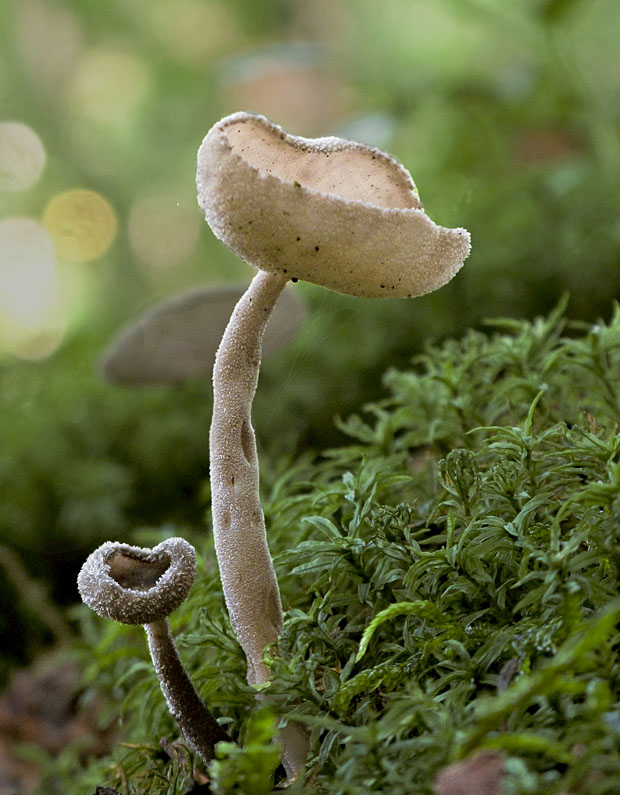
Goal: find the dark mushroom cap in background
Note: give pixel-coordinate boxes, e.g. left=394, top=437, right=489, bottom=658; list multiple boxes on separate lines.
left=99, top=283, right=305, bottom=385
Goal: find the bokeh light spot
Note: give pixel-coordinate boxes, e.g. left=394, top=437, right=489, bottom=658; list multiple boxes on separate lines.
left=148, top=0, right=241, bottom=66
left=0, top=121, right=46, bottom=192
left=0, top=217, right=66, bottom=359
left=43, top=189, right=117, bottom=262
left=220, top=46, right=352, bottom=135
left=15, top=0, right=83, bottom=94
left=129, top=193, right=200, bottom=270
left=71, top=50, right=151, bottom=125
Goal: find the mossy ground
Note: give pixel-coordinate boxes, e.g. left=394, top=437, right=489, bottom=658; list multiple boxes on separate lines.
left=35, top=301, right=620, bottom=794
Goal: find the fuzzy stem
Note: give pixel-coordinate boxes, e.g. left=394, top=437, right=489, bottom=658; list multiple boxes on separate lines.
left=210, top=269, right=288, bottom=686
left=145, top=618, right=230, bottom=763
left=210, top=269, right=309, bottom=776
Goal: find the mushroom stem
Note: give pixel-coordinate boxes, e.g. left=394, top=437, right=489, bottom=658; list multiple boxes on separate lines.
left=145, top=618, right=230, bottom=762
left=210, top=268, right=287, bottom=684
left=210, top=268, right=309, bottom=775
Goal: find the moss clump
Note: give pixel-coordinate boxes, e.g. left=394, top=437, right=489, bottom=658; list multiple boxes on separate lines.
left=51, top=302, right=620, bottom=794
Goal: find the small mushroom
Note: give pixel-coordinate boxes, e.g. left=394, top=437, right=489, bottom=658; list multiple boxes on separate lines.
left=99, top=283, right=305, bottom=385
left=77, top=537, right=229, bottom=762
left=196, top=111, right=471, bottom=775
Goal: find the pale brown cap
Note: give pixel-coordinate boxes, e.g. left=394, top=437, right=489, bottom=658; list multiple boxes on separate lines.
left=197, top=112, right=470, bottom=299
left=77, top=537, right=196, bottom=625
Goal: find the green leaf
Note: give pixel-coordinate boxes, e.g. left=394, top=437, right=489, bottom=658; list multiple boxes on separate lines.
left=355, top=600, right=440, bottom=662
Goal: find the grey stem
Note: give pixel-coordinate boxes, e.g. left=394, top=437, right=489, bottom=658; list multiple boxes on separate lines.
left=210, top=268, right=288, bottom=686
left=210, top=269, right=309, bottom=776
left=145, top=618, right=230, bottom=762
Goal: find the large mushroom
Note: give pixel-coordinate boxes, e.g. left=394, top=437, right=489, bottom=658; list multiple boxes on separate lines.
left=196, top=111, right=471, bottom=775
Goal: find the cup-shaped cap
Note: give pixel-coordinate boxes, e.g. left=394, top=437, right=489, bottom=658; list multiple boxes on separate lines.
left=77, top=537, right=196, bottom=625
left=197, top=112, right=470, bottom=299
left=99, top=283, right=306, bottom=385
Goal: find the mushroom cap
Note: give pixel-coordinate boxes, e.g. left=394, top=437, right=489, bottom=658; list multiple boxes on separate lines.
left=77, top=537, right=197, bottom=625
left=196, top=111, right=470, bottom=299
left=99, top=283, right=306, bottom=385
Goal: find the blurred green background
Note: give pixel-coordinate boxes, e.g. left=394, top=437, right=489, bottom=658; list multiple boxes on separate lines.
left=1, top=0, right=619, bottom=680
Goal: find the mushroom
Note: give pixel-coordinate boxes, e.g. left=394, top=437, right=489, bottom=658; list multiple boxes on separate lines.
left=77, top=537, right=229, bottom=763
left=196, top=111, right=471, bottom=775
left=99, top=283, right=305, bottom=385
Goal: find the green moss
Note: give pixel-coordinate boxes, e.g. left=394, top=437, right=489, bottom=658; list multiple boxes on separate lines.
left=41, top=302, right=620, bottom=793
